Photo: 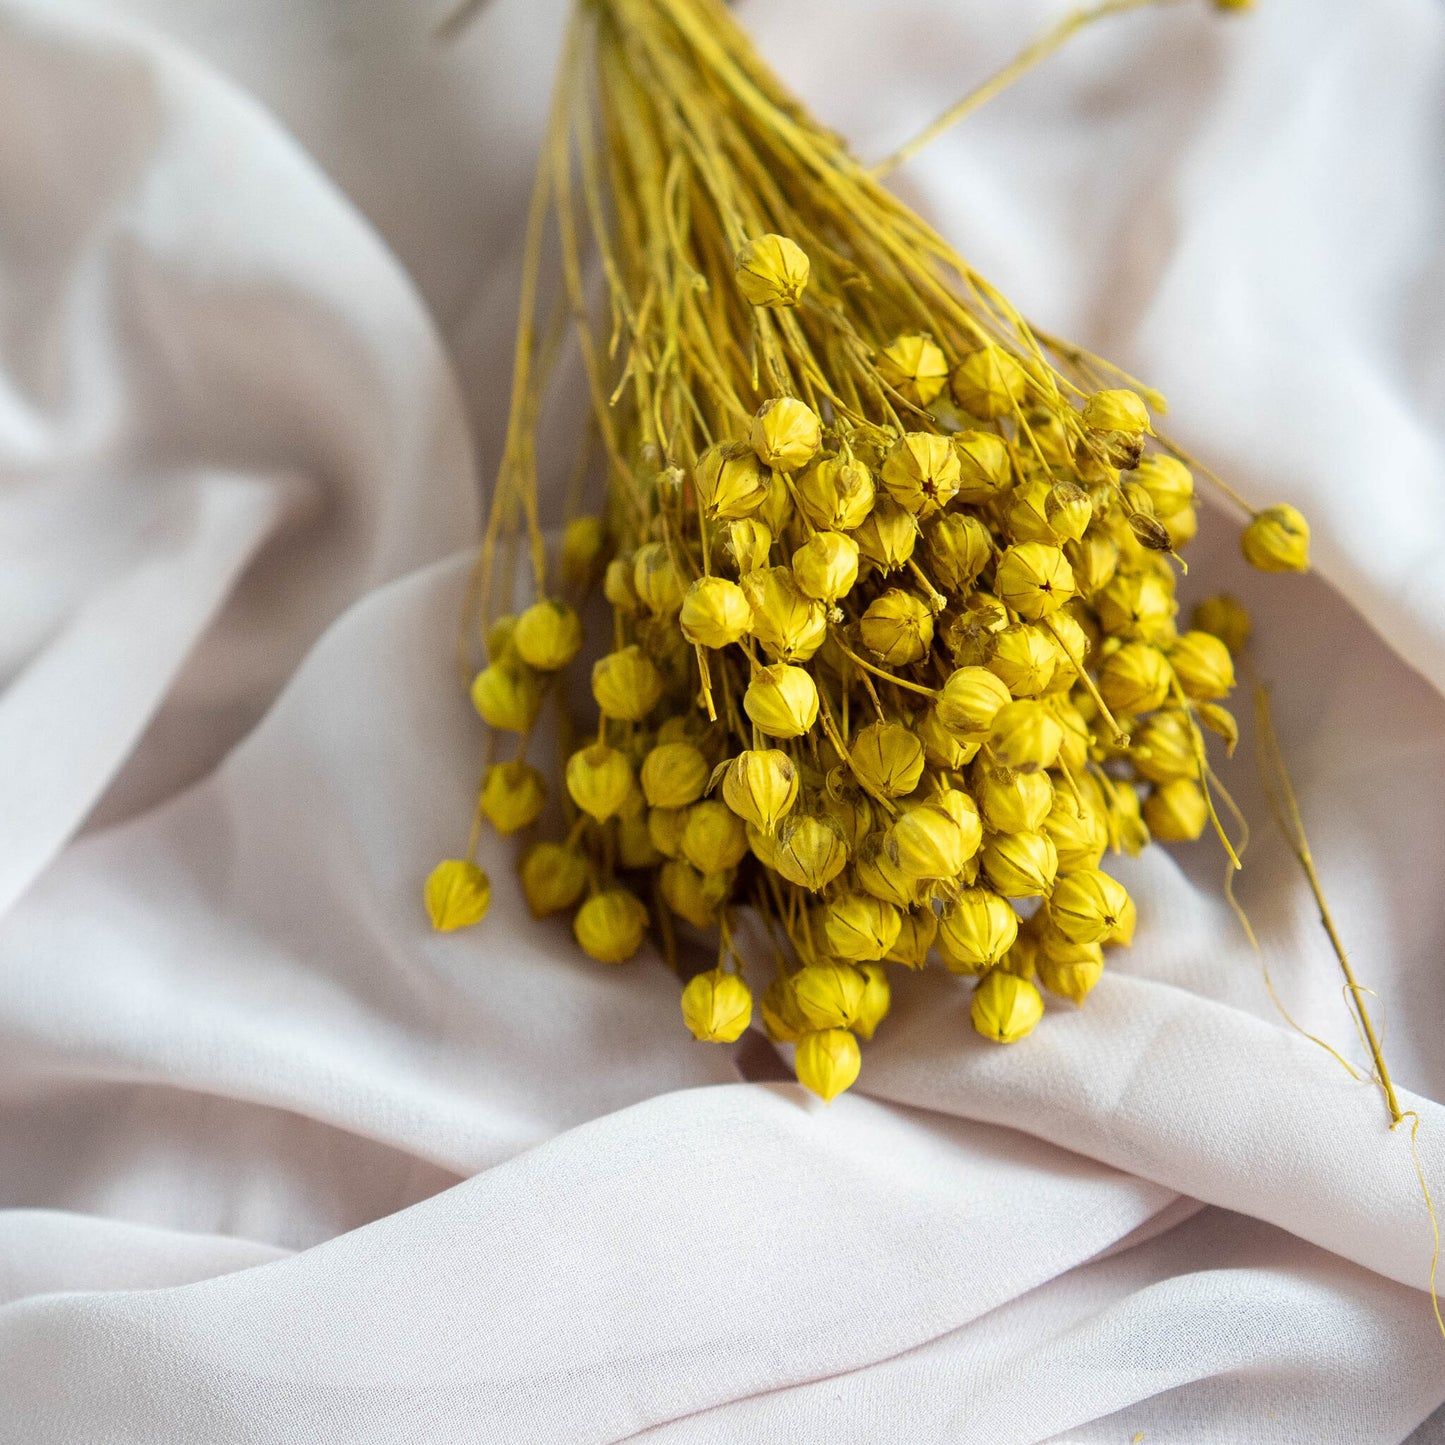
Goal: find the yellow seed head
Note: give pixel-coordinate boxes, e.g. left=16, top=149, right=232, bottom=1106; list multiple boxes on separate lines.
left=1132, top=455, right=1193, bottom=518
left=479, top=760, right=547, bottom=834
left=988, top=699, right=1064, bottom=773
left=981, top=829, right=1059, bottom=898
left=1132, top=709, right=1201, bottom=784
left=591, top=645, right=665, bottom=721
left=513, top=599, right=583, bottom=673
left=1169, top=629, right=1236, bottom=701
left=743, top=663, right=819, bottom=738
left=999, top=927, right=1039, bottom=981
left=877, top=333, right=950, bottom=408
left=773, top=813, right=849, bottom=892
left=725, top=518, right=773, bottom=575
left=485, top=613, right=519, bottom=663
left=937, top=887, right=1018, bottom=973
left=971, top=969, right=1045, bottom=1044
left=632, top=543, right=687, bottom=614
left=679, top=576, right=752, bottom=649
left=721, top=748, right=799, bottom=833
left=1054, top=699, right=1094, bottom=773
left=742, top=567, right=827, bottom=662
left=1065, top=533, right=1120, bottom=595
left=937, top=665, right=1013, bottom=737
left=850, top=720, right=926, bottom=799
left=1241, top=504, right=1310, bottom=573
left=470, top=662, right=543, bottom=734
left=986, top=623, right=1057, bottom=698
left=1082, top=388, right=1152, bottom=437
left=880, top=432, right=962, bottom=516
left=424, top=859, right=491, bottom=932
left=1049, top=868, right=1132, bottom=945
left=660, top=860, right=732, bottom=927
left=924, top=512, right=991, bottom=593
left=561, top=516, right=608, bottom=589
left=1044, top=481, right=1092, bottom=544
left=640, top=741, right=710, bottom=809
left=886, top=907, right=939, bottom=969
left=647, top=805, right=690, bottom=861
left=995, top=543, right=1075, bottom=620
left=823, top=787, right=876, bottom=850
left=758, top=470, right=793, bottom=534
left=1098, top=642, right=1173, bottom=716
left=860, top=588, right=935, bottom=665
left=747, top=822, right=777, bottom=869
left=573, top=889, right=649, bottom=964
left=852, top=497, right=918, bottom=573
left=681, top=968, right=753, bottom=1043
left=695, top=441, right=771, bottom=520
left=853, top=963, right=892, bottom=1041
left=1097, top=571, right=1176, bottom=643
left=951, top=429, right=1012, bottom=502
left=1164, top=505, right=1198, bottom=548
left=1039, top=949, right=1105, bottom=1006
left=1043, top=789, right=1108, bottom=872
left=603, top=557, right=640, bottom=613
left=795, top=453, right=875, bottom=531
left=795, top=1027, right=862, bottom=1103
left=1105, top=777, right=1151, bottom=858
left=617, top=813, right=662, bottom=869
left=565, top=743, right=634, bottom=823
left=734, top=233, right=810, bottom=308
left=951, top=345, right=1028, bottom=418
left=1191, top=593, right=1252, bottom=654
left=975, top=763, right=1052, bottom=835
left=518, top=842, right=587, bottom=918
left=890, top=795, right=981, bottom=879
left=761, top=972, right=809, bottom=1043
left=793, top=962, right=868, bottom=1029
left=1043, top=610, right=1090, bottom=693
left=681, top=799, right=749, bottom=873
left=1144, top=777, right=1209, bottom=842
left=917, top=705, right=980, bottom=769
left=823, top=893, right=904, bottom=962
left=792, top=530, right=859, bottom=604
left=1006, top=478, right=1061, bottom=546
left=856, top=833, right=923, bottom=908
left=752, top=396, right=822, bottom=472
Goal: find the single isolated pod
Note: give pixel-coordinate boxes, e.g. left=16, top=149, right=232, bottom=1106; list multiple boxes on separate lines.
left=1241, top=504, right=1310, bottom=573
left=425, top=859, right=491, bottom=932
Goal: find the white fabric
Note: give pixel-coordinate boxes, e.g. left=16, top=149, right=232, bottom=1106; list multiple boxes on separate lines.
left=1, top=0, right=1443, bottom=1438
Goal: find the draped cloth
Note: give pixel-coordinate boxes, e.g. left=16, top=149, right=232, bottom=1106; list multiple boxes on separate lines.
left=1, top=0, right=1443, bottom=1437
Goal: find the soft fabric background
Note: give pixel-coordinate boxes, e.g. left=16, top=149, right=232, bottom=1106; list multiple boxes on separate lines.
left=0, top=0, right=1442, bottom=1438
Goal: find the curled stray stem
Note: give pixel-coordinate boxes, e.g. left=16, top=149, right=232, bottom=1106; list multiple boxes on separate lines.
left=1252, top=678, right=1398, bottom=1122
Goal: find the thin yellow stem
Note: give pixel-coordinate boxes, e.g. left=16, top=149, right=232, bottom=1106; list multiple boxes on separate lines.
left=871, top=0, right=1190, bottom=180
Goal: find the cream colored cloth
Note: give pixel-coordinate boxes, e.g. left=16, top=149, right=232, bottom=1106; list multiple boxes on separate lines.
left=1, top=0, right=1443, bottom=1439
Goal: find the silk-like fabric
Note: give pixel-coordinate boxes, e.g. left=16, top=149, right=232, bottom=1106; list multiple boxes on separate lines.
left=1, top=0, right=1442, bottom=1439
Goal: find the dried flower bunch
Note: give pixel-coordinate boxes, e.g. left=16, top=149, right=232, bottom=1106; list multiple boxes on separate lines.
left=427, top=0, right=1308, bottom=1101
